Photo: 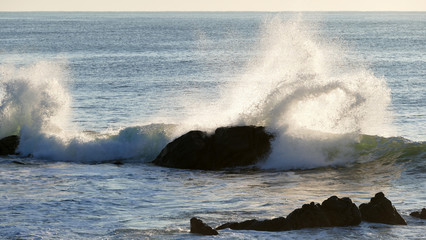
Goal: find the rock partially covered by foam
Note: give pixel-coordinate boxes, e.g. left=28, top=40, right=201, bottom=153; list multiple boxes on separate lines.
left=216, top=196, right=361, bottom=232
left=153, top=126, right=273, bottom=170
left=0, top=135, right=19, bottom=156
left=410, top=208, right=426, bottom=219
left=359, top=192, right=407, bottom=225
left=190, top=217, right=218, bottom=235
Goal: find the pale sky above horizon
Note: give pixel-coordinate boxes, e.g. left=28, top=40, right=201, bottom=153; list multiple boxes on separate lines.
left=1, top=0, right=425, bottom=12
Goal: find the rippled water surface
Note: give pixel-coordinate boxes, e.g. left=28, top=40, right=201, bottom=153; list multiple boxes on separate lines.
left=0, top=12, right=425, bottom=239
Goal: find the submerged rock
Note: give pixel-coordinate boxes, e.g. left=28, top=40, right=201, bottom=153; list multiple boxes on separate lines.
left=410, top=208, right=426, bottom=219
left=190, top=217, right=218, bottom=235
left=0, top=135, right=19, bottom=156
left=216, top=196, right=361, bottom=232
left=359, top=192, right=407, bottom=225
left=153, top=126, right=273, bottom=170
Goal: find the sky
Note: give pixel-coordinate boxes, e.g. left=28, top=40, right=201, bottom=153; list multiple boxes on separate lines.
left=1, top=0, right=425, bottom=11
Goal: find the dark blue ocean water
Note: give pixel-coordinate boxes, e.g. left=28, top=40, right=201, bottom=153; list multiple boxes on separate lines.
left=0, top=12, right=425, bottom=239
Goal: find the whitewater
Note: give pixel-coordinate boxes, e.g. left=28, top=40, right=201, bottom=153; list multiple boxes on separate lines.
left=0, top=12, right=425, bottom=239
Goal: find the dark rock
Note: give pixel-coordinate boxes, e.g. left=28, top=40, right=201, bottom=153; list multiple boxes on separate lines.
left=216, top=221, right=239, bottom=230
left=359, top=192, right=407, bottom=225
left=153, top=131, right=210, bottom=169
left=153, top=126, right=273, bottom=170
left=216, top=217, right=289, bottom=231
left=216, top=196, right=361, bottom=232
left=321, top=196, right=362, bottom=226
left=212, top=126, right=273, bottom=168
left=410, top=208, right=426, bottom=219
left=286, top=202, right=331, bottom=229
left=190, top=217, right=218, bottom=235
left=0, top=135, right=19, bottom=156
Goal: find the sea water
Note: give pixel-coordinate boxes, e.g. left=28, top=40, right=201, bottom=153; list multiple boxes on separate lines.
left=0, top=12, right=425, bottom=239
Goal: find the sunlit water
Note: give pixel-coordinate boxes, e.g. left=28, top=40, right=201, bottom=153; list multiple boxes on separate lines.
left=0, top=12, right=425, bottom=239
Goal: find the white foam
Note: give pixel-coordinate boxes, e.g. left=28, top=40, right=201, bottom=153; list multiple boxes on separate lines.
left=182, top=16, right=395, bottom=169
left=245, top=17, right=393, bottom=169
left=17, top=124, right=173, bottom=163
left=0, top=61, right=173, bottom=163
left=0, top=17, right=395, bottom=168
left=0, top=60, right=72, bottom=139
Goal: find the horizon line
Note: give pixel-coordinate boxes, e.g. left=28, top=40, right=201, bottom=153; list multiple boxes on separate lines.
left=1, top=10, right=425, bottom=12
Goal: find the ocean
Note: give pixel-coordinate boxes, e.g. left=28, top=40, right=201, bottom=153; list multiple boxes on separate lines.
left=0, top=12, right=425, bottom=239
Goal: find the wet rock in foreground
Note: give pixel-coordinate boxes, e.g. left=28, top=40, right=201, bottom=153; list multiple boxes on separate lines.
left=359, top=192, right=407, bottom=225
left=190, top=217, right=218, bottom=235
left=410, top=208, right=426, bottom=219
left=191, top=192, right=412, bottom=235
left=216, top=195, right=361, bottom=232
left=216, top=217, right=288, bottom=231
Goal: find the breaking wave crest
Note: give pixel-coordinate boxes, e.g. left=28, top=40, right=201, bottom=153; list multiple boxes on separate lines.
left=182, top=16, right=396, bottom=169
left=0, top=61, right=174, bottom=163
left=1, top=16, right=419, bottom=169
left=17, top=124, right=174, bottom=163
left=0, top=61, right=71, bottom=139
